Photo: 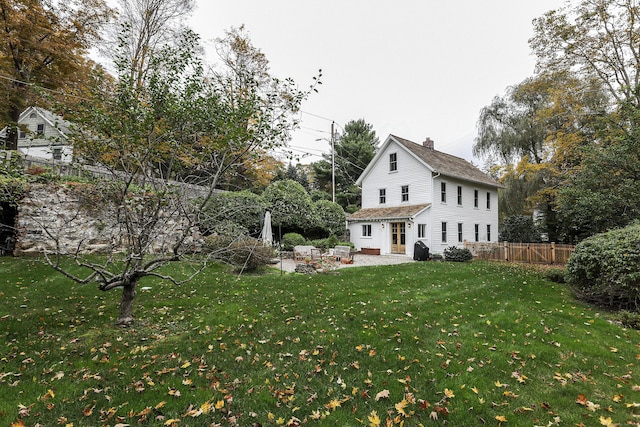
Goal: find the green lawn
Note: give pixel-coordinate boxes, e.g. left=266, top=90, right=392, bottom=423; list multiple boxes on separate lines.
left=1, top=258, right=638, bottom=426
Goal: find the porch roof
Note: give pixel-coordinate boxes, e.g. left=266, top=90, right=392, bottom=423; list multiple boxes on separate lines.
left=347, top=203, right=430, bottom=222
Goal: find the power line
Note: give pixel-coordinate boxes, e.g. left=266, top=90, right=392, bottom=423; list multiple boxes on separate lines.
left=0, top=74, right=94, bottom=102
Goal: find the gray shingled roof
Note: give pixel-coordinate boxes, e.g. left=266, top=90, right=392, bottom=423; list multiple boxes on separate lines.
left=347, top=203, right=430, bottom=221
left=390, top=135, right=501, bottom=188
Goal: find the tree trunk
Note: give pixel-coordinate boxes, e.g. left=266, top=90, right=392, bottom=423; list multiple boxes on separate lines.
left=116, top=281, right=137, bottom=326
left=5, top=104, right=21, bottom=151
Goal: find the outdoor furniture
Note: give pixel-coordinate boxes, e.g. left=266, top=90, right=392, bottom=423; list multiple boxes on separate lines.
left=293, top=245, right=321, bottom=262
left=333, top=245, right=353, bottom=263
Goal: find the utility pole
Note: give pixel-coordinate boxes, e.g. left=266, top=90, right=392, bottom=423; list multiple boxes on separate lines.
left=331, top=121, right=335, bottom=203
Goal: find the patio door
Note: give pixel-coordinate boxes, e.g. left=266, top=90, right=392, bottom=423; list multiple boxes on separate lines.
left=390, top=222, right=406, bottom=254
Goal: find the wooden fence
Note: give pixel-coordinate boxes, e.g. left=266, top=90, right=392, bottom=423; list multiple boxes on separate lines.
left=464, top=241, right=575, bottom=266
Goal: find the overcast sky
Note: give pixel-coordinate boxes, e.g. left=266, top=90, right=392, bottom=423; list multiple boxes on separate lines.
left=189, top=1, right=566, bottom=166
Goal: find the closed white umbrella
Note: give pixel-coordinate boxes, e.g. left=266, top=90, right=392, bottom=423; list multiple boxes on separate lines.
left=261, top=211, right=273, bottom=245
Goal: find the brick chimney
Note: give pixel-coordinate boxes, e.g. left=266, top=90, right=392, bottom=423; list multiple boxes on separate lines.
left=423, top=137, right=434, bottom=150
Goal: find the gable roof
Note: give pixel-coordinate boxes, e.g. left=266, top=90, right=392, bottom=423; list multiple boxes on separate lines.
left=0, top=107, right=71, bottom=141
left=347, top=203, right=430, bottom=222
left=357, top=134, right=502, bottom=188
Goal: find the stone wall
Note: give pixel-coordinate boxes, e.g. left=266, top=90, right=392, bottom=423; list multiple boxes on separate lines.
left=14, top=184, right=201, bottom=256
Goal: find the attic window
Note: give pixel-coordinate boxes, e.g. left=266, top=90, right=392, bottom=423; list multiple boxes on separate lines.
left=389, top=153, right=397, bottom=172
left=29, top=113, right=37, bottom=118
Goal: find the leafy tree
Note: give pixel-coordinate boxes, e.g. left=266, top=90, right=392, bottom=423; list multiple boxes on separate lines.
left=262, top=179, right=316, bottom=235
left=210, top=26, right=321, bottom=191
left=199, top=190, right=266, bottom=237
left=556, top=142, right=640, bottom=242
left=529, top=0, right=640, bottom=240
left=313, top=199, right=346, bottom=237
left=474, top=72, right=609, bottom=241
left=281, top=163, right=310, bottom=190
left=0, top=0, right=113, bottom=150
left=499, top=215, right=541, bottom=243
left=34, top=20, right=316, bottom=325
left=313, top=119, right=378, bottom=209
left=530, top=0, right=640, bottom=134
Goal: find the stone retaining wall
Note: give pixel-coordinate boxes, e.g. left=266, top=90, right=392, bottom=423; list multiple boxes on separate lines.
left=14, top=184, right=200, bottom=256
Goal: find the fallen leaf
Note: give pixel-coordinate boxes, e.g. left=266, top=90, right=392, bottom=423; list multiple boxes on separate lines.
left=367, top=410, right=381, bottom=427
left=375, top=389, right=390, bottom=401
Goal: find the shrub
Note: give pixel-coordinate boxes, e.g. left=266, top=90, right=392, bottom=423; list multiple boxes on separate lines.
left=543, top=268, right=566, bottom=284
left=613, top=311, right=640, bottom=330
left=281, top=232, right=307, bottom=251
left=444, top=246, right=473, bottom=262
left=310, top=235, right=340, bottom=251
left=204, top=235, right=274, bottom=272
left=565, top=223, right=640, bottom=310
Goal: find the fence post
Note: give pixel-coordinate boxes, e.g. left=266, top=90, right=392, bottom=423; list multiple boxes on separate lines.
left=503, top=241, right=509, bottom=262
left=551, top=242, right=556, bottom=265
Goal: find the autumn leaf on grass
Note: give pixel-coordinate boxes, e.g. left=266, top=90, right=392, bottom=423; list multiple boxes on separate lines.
left=164, top=419, right=180, bottom=426
left=368, top=410, right=381, bottom=427
left=512, top=371, right=528, bottom=384
left=325, top=399, right=341, bottom=411
left=82, top=404, right=95, bottom=416
left=395, top=399, right=408, bottom=416
left=495, top=415, right=507, bottom=423
left=375, top=389, right=390, bottom=401
left=599, top=416, right=616, bottom=426
left=443, top=388, right=455, bottom=399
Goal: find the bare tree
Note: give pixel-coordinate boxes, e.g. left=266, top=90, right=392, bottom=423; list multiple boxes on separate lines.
left=26, top=25, right=319, bottom=326
left=102, top=0, right=195, bottom=88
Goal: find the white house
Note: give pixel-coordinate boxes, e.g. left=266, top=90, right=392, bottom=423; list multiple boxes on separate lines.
left=0, top=107, right=73, bottom=162
left=347, top=135, right=502, bottom=258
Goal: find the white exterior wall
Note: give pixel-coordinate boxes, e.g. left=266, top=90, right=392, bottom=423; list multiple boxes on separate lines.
left=349, top=137, right=500, bottom=258
left=361, top=140, right=432, bottom=208
left=17, top=111, right=71, bottom=161
left=429, top=175, right=499, bottom=255
left=18, top=145, right=73, bottom=162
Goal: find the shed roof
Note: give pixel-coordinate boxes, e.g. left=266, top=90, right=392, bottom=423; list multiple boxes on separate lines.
left=347, top=203, right=430, bottom=222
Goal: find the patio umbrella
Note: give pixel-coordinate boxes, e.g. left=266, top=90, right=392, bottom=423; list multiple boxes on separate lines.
left=261, top=211, right=273, bottom=245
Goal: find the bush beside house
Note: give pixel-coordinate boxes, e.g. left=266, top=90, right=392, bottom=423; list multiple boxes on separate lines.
left=565, top=222, right=640, bottom=310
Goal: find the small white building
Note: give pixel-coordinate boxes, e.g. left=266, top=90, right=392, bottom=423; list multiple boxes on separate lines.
left=347, top=135, right=502, bottom=258
left=0, top=107, right=73, bottom=162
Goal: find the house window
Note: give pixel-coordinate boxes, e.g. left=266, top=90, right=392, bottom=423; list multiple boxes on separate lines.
left=401, top=185, right=409, bottom=202
left=487, top=224, right=491, bottom=241
left=418, top=223, right=426, bottom=238
left=440, top=182, right=446, bottom=203
left=474, top=190, right=479, bottom=208
left=441, top=222, right=447, bottom=242
left=52, top=147, right=62, bottom=160
left=36, top=123, right=45, bottom=136
left=457, top=186, right=463, bottom=205
left=29, top=112, right=37, bottom=118
left=486, top=192, right=491, bottom=209
left=379, top=188, right=386, bottom=204
left=19, top=130, right=26, bottom=139
left=458, top=223, right=463, bottom=242
left=389, top=153, right=397, bottom=172
left=474, top=224, right=479, bottom=242
left=362, top=224, right=372, bottom=237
